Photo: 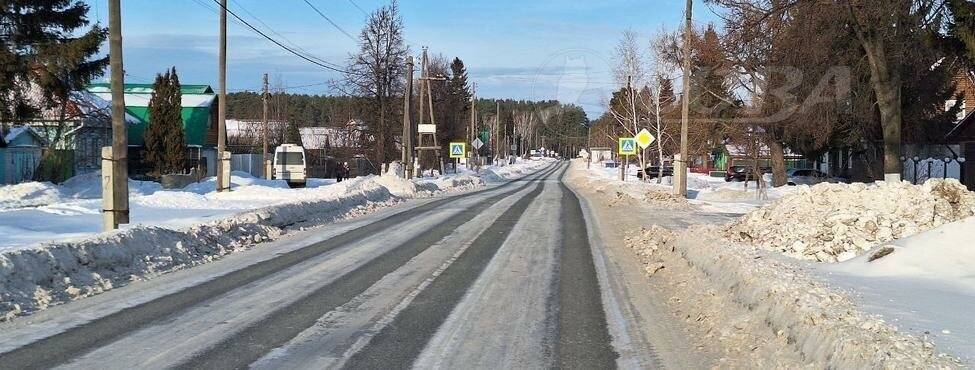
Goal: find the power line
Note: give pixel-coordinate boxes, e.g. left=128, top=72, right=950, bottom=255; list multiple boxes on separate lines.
left=227, top=0, right=336, bottom=67
left=347, top=0, right=368, bottom=16
left=229, top=81, right=331, bottom=93
left=209, top=0, right=348, bottom=73
left=190, top=0, right=253, bottom=30
left=302, top=0, right=357, bottom=41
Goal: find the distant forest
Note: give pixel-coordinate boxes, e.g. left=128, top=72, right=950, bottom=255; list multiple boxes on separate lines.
left=225, top=92, right=589, bottom=134
left=225, top=92, right=368, bottom=127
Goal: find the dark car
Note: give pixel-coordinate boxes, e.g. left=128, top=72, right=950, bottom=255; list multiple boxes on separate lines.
left=725, top=165, right=771, bottom=182
left=637, top=165, right=674, bottom=179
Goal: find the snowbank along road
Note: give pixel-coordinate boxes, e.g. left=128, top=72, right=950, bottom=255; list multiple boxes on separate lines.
left=0, top=161, right=650, bottom=369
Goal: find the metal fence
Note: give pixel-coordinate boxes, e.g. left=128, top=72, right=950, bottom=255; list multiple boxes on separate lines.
left=231, top=154, right=265, bottom=178
left=901, top=156, right=966, bottom=184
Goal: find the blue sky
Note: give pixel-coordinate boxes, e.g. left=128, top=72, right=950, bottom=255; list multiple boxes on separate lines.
left=83, top=0, right=721, bottom=118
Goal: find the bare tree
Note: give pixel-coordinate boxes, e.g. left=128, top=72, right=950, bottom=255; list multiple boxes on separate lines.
left=712, top=0, right=954, bottom=181
left=609, top=30, right=650, bottom=179
left=339, top=0, right=408, bottom=164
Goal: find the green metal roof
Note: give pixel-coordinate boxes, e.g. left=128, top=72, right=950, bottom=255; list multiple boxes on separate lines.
left=86, top=83, right=214, bottom=95
left=85, top=83, right=215, bottom=147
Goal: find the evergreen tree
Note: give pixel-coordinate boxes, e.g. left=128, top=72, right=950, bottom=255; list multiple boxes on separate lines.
left=145, top=67, right=185, bottom=176
left=947, top=0, right=975, bottom=65
left=285, top=122, right=303, bottom=146
left=441, top=57, right=472, bottom=154
left=1, top=1, right=107, bottom=148
left=686, top=25, right=738, bottom=156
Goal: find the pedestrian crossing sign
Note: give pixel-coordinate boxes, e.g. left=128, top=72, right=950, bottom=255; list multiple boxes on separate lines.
left=449, top=142, right=465, bottom=159
left=618, top=138, right=636, bottom=156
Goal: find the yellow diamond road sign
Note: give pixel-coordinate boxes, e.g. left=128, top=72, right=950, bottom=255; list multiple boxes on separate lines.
left=618, top=138, right=636, bottom=156
left=635, top=129, right=656, bottom=149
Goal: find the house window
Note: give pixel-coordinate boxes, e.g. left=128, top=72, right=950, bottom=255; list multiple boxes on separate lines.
left=946, top=99, right=967, bottom=122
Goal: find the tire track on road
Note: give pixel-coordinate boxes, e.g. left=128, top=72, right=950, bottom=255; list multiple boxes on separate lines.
left=555, top=170, right=619, bottom=369
left=171, top=164, right=562, bottom=369
left=339, top=163, right=567, bottom=369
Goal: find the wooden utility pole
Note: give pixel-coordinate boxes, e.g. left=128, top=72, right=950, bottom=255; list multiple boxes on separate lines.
left=414, top=48, right=446, bottom=176
left=262, top=73, right=270, bottom=179
left=674, top=0, right=693, bottom=197
left=586, top=123, right=592, bottom=169
left=470, top=82, right=476, bottom=170
left=103, top=0, right=128, bottom=230
left=402, top=56, right=414, bottom=179
left=495, top=101, right=500, bottom=165
left=216, top=0, right=229, bottom=192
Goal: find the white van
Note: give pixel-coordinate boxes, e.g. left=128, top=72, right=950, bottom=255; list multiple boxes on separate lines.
left=272, top=144, right=306, bottom=187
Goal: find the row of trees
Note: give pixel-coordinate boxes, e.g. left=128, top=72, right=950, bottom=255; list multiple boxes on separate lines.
left=224, top=0, right=587, bottom=170
left=593, top=0, right=975, bottom=184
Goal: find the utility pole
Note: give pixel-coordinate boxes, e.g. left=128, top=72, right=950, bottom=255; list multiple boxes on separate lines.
left=470, top=82, right=476, bottom=170
left=586, top=123, right=592, bottom=169
left=103, top=0, right=128, bottom=231
left=216, top=0, right=230, bottom=192
left=495, top=101, right=500, bottom=165
left=262, top=73, right=270, bottom=179
left=414, top=48, right=447, bottom=177
left=402, top=56, right=414, bottom=179
left=674, top=0, right=693, bottom=197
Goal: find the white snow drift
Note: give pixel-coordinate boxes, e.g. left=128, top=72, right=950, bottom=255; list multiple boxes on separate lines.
left=0, top=159, right=553, bottom=321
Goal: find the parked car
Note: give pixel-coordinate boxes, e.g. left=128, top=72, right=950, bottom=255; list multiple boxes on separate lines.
left=785, top=168, right=849, bottom=186
left=272, top=144, right=307, bottom=187
left=725, top=165, right=771, bottom=182
left=636, top=165, right=674, bottom=179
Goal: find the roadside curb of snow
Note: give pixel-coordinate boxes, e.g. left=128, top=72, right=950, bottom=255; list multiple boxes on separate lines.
left=0, top=174, right=485, bottom=322
left=627, top=225, right=961, bottom=368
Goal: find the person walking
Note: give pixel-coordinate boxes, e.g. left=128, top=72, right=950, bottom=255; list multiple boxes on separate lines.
left=336, top=162, right=346, bottom=183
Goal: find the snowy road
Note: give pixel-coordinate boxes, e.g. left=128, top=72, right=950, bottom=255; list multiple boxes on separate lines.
left=0, top=161, right=649, bottom=369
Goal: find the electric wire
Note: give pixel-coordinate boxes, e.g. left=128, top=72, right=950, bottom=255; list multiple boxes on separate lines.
left=208, top=0, right=349, bottom=73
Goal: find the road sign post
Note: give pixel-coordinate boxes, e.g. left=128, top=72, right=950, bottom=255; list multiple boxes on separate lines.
left=635, top=129, right=657, bottom=183
left=635, top=129, right=656, bottom=149
left=471, top=138, right=483, bottom=171
left=619, top=138, right=636, bottom=181
left=450, top=142, right=465, bottom=173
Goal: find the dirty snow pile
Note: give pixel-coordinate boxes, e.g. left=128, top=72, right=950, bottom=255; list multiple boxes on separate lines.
left=728, top=179, right=975, bottom=262
left=625, top=224, right=962, bottom=367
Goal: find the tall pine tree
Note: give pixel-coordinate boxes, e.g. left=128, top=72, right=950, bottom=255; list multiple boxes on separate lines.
left=442, top=57, right=472, bottom=153
left=145, top=67, right=185, bottom=176
left=686, top=25, right=738, bottom=157
left=285, top=122, right=303, bottom=146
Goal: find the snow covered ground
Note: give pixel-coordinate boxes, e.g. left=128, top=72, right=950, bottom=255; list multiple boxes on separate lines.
left=0, top=160, right=549, bottom=252
left=580, top=161, right=795, bottom=213
left=0, top=158, right=553, bottom=321
left=816, top=217, right=975, bottom=363
left=573, top=159, right=974, bottom=365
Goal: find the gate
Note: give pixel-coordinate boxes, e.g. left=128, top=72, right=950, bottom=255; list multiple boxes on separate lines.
left=1, top=147, right=43, bottom=184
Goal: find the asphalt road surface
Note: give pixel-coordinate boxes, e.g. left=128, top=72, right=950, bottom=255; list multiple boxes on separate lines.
left=0, top=161, right=636, bottom=369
